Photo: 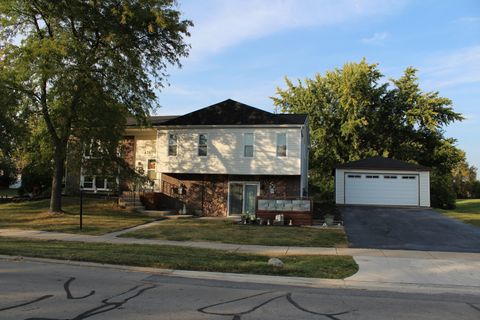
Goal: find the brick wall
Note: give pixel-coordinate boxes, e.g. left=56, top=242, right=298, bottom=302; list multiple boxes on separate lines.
left=158, top=173, right=301, bottom=216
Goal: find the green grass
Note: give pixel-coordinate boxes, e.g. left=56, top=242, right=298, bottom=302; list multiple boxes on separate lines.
left=443, top=199, right=480, bottom=227
left=0, top=196, right=155, bottom=235
left=0, top=237, right=358, bottom=279
left=120, top=219, right=348, bottom=247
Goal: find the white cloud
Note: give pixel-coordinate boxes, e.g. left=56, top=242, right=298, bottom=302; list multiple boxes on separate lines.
left=361, top=32, right=389, bottom=45
left=421, top=45, right=480, bottom=89
left=180, top=0, right=408, bottom=61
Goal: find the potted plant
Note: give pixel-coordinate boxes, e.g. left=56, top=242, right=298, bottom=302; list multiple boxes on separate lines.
left=324, top=214, right=334, bottom=226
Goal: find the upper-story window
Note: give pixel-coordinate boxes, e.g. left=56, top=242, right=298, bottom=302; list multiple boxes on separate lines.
left=168, top=133, right=177, bottom=156
left=147, top=159, right=156, bottom=180
left=276, top=133, right=287, bottom=157
left=198, top=133, right=208, bottom=156
left=244, top=133, right=254, bottom=157
left=84, top=140, right=101, bottom=158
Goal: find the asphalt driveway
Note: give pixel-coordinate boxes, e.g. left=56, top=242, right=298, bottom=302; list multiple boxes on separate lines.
left=342, top=206, right=480, bottom=252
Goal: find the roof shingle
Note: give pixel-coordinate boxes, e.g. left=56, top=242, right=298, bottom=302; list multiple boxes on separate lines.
left=160, top=99, right=307, bottom=126
left=335, top=156, right=430, bottom=171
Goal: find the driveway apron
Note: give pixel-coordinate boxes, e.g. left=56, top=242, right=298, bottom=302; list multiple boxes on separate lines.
left=342, top=206, right=480, bottom=252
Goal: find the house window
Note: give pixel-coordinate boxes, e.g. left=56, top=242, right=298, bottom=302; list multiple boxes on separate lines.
left=402, top=175, right=416, bottom=180
left=276, top=133, right=287, bottom=157
left=198, top=133, right=208, bottom=156
left=384, top=175, right=398, bottom=179
left=84, top=140, right=101, bottom=158
left=147, top=159, right=156, bottom=180
left=347, top=175, right=361, bottom=178
left=244, top=133, right=254, bottom=157
left=83, top=176, right=93, bottom=189
left=82, top=175, right=115, bottom=190
left=366, top=175, right=379, bottom=179
left=95, top=176, right=107, bottom=189
left=168, top=133, right=177, bottom=156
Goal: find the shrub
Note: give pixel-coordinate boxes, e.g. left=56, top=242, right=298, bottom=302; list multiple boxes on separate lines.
left=472, top=181, right=480, bottom=198
left=430, top=172, right=456, bottom=209
left=21, top=162, right=52, bottom=196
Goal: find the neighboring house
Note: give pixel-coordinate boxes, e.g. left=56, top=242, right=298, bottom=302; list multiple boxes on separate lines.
left=69, top=99, right=310, bottom=217
left=335, top=157, right=430, bottom=207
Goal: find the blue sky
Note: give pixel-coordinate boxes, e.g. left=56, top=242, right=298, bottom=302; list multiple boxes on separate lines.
left=156, top=0, right=480, bottom=169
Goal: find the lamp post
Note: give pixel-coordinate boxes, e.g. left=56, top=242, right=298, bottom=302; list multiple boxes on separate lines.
left=79, top=186, right=83, bottom=230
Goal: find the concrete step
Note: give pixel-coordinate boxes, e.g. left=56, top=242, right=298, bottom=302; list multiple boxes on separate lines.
left=121, top=200, right=143, bottom=206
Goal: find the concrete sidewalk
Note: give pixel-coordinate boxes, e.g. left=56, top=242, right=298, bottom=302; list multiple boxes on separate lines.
left=1, top=226, right=480, bottom=260
left=1, top=225, right=480, bottom=293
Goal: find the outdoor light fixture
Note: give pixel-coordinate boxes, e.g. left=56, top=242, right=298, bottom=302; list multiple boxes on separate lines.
left=269, top=182, right=275, bottom=194
left=178, top=184, right=186, bottom=195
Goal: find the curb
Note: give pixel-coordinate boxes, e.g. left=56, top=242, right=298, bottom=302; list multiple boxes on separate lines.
left=1, top=254, right=479, bottom=295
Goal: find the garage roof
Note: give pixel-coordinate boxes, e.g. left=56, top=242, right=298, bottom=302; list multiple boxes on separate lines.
left=336, top=157, right=430, bottom=171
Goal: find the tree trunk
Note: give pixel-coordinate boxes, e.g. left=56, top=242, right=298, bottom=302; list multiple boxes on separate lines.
left=49, top=143, right=66, bottom=213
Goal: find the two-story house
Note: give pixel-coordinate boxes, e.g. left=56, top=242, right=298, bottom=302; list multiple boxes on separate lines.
left=74, top=99, right=309, bottom=217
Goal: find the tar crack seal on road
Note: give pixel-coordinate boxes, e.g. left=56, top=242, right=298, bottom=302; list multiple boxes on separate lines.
left=198, top=291, right=354, bottom=319
left=0, top=277, right=156, bottom=320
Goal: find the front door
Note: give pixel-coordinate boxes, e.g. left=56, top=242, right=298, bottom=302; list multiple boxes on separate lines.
left=228, top=182, right=259, bottom=216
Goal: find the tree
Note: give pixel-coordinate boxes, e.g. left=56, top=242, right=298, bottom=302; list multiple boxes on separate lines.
left=0, top=0, right=192, bottom=212
left=452, top=161, right=477, bottom=198
left=272, top=60, right=464, bottom=203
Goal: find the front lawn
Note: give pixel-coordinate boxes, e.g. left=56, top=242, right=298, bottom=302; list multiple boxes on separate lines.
left=120, top=219, right=348, bottom=247
left=0, top=237, right=358, bottom=279
left=0, top=196, right=155, bottom=235
left=443, top=199, right=480, bottom=227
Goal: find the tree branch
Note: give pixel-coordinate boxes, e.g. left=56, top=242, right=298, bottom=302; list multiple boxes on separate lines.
left=31, top=14, right=44, bottom=39
left=31, top=0, right=54, bottom=38
left=40, top=77, right=59, bottom=143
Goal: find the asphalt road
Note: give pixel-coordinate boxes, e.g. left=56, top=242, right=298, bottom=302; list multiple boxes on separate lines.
left=0, top=258, right=479, bottom=320
left=342, top=206, right=480, bottom=252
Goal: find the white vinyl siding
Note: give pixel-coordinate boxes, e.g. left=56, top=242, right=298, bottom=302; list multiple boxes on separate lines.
left=336, top=169, right=430, bottom=207
left=155, top=128, right=301, bottom=175
left=419, top=171, right=430, bottom=207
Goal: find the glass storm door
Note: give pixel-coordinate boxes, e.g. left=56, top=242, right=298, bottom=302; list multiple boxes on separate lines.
left=244, top=184, right=258, bottom=214
left=228, top=183, right=243, bottom=215
left=228, top=183, right=259, bottom=215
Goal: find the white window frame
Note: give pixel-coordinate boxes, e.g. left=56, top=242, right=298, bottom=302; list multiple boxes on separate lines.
left=198, top=133, right=208, bottom=157
left=243, top=133, right=254, bottom=157
left=167, top=133, right=178, bottom=157
left=82, top=175, right=94, bottom=189
left=276, top=132, right=287, bottom=157
left=80, top=175, right=114, bottom=192
left=147, top=159, right=157, bottom=180
left=83, top=140, right=103, bottom=159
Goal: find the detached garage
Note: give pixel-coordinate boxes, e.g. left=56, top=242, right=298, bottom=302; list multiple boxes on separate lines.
left=335, top=157, right=430, bottom=207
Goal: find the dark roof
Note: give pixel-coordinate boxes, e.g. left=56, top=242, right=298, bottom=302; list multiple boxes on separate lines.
left=126, top=115, right=180, bottom=126
left=159, top=99, right=307, bottom=126
left=335, top=157, right=430, bottom=171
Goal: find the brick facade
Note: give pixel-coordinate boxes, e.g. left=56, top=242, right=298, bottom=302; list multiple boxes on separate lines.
left=158, top=173, right=301, bottom=216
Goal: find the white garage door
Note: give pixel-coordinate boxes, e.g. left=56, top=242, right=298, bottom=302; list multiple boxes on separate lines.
left=345, top=173, right=419, bottom=206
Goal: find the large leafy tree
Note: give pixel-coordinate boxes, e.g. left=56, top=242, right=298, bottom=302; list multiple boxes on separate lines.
left=452, top=161, right=478, bottom=199
left=0, top=0, right=192, bottom=212
left=272, top=60, right=464, bottom=202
